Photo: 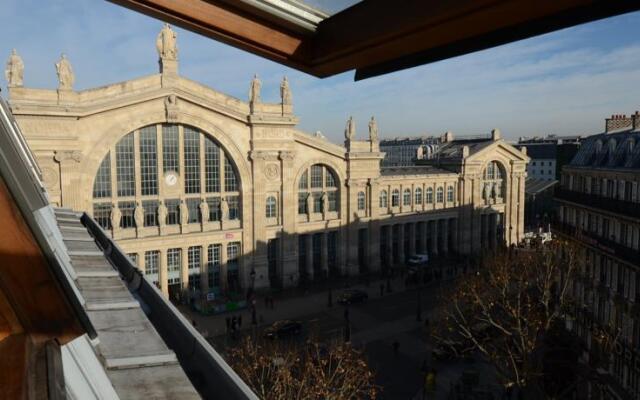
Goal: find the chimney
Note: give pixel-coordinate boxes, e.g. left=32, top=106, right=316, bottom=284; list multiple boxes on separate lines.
left=633, top=110, right=640, bottom=130
left=605, top=113, right=632, bottom=133
left=491, top=128, right=501, bottom=141
left=442, top=131, right=454, bottom=143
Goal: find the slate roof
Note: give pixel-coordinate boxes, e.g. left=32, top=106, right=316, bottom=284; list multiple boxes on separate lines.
left=380, top=165, right=456, bottom=177
left=516, top=143, right=557, bottom=159
left=569, top=128, right=640, bottom=170
left=525, top=178, right=558, bottom=195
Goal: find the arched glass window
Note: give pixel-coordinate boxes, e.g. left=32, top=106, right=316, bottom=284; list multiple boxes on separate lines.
left=266, top=196, right=277, bottom=218
left=403, top=188, right=411, bottom=206
left=92, top=124, right=241, bottom=230
left=425, top=187, right=433, bottom=203
left=414, top=187, right=422, bottom=204
left=297, top=164, right=339, bottom=215
left=357, top=191, right=366, bottom=210
left=436, top=187, right=444, bottom=203
left=482, top=161, right=505, bottom=204
left=379, top=190, right=388, bottom=208
left=391, top=189, right=400, bottom=207
left=447, top=185, right=454, bottom=202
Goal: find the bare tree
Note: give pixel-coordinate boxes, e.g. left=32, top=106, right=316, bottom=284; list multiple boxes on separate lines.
left=226, top=338, right=379, bottom=400
left=433, top=241, right=583, bottom=396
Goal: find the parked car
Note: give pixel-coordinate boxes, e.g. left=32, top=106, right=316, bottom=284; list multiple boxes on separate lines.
left=337, top=289, right=368, bottom=305
left=408, top=254, right=429, bottom=266
left=263, top=320, right=302, bottom=339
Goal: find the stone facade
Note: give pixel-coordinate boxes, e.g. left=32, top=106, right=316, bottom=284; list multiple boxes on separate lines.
left=7, top=25, right=528, bottom=298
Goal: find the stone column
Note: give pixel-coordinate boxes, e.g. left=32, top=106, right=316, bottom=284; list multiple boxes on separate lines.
left=368, top=180, right=381, bottom=273
left=53, top=150, right=83, bottom=209
left=408, top=222, right=416, bottom=257
left=181, top=247, right=189, bottom=290
left=159, top=249, right=168, bottom=297
left=397, top=224, right=405, bottom=266
left=278, top=151, right=298, bottom=287
left=321, top=232, right=329, bottom=278
left=451, top=218, right=458, bottom=253
left=385, top=225, right=393, bottom=268
left=306, top=234, right=314, bottom=280
left=220, top=243, right=228, bottom=292
left=431, top=219, right=439, bottom=257
left=441, top=219, right=449, bottom=254
left=138, top=252, right=146, bottom=275
left=420, top=222, right=428, bottom=254
left=201, top=244, right=209, bottom=293
left=489, top=214, right=498, bottom=249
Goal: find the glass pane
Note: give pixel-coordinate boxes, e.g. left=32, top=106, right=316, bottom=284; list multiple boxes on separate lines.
left=93, top=152, right=111, bottom=198
left=116, top=133, right=135, bottom=197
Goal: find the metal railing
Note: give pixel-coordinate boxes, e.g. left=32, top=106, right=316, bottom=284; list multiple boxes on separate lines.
left=555, top=188, right=640, bottom=220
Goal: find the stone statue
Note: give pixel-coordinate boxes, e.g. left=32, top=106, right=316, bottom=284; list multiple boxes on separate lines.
left=368, top=116, right=378, bottom=142
left=134, top=203, right=145, bottom=228
left=306, top=193, right=313, bottom=215
left=180, top=200, right=189, bottom=225
left=156, top=23, right=178, bottom=60
left=321, top=192, right=329, bottom=215
left=199, top=198, right=209, bottom=222
left=55, top=54, right=74, bottom=90
left=416, top=146, right=424, bottom=160
left=280, top=76, right=292, bottom=105
left=344, top=116, right=355, bottom=141
left=110, top=203, right=121, bottom=230
left=249, top=74, right=261, bottom=103
left=157, top=200, right=167, bottom=227
left=220, top=197, right=229, bottom=221
left=5, top=49, right=24, bottom=87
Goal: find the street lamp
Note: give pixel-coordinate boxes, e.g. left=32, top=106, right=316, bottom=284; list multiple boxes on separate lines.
left=249, top=269, right=256, bottom=288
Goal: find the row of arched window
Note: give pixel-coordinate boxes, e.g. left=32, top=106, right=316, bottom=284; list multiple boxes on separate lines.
left=379, top=186, right=455, bottom=209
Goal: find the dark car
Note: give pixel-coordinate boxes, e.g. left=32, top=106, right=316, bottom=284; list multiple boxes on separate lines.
left=337, top=289, right=368, bottom=305
left=263, top=320, right=302, bottom=339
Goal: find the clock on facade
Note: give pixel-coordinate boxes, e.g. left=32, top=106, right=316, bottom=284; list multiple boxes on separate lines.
left=164, top=171, right=178, bottom=186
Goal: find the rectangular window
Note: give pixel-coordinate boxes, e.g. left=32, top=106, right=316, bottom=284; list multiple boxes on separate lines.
left=93, top=202, right=112, bottom=229
left=162, top=124, right=179, bottom=173
left=165, top=199, right=180, bottom=225
left=298, top=193, right=307, bottom=214
left=224, top=157, right=238, bottom=192
left=188, top=246, right=201, bottom=271
left=116, top=133, right=135, bottom=197
left=139, top=126, right=158, bottom=196
left=311, top=165, right=322, bottom=188
left=184, top=127, right=200, bottom=194
left=187, top=198, right=200, bottom=223
left=205, top=138, right=220, bottom=192
left=118, top=201, right=135, bottom=228
left=208, top=244, right=221, bottom=288
left=93, top=152, right=111, bottom=198
left=206, top=197, right=220, bottom=221
left=142, top=200, right=158, bottom=227
left=227, top=195, right=240, bottom=220
left=328, top=191, right=337, bottom=212
left=167, top=248, right=181, bottom=273
left=313, top=192, right=322, bottom=213
left=145, top=250, right=159, bottom=275
left=227, top=242, right=240, bottom=268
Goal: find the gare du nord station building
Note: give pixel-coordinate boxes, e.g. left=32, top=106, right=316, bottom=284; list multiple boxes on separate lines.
left=7, top=25, right=528, bottom=299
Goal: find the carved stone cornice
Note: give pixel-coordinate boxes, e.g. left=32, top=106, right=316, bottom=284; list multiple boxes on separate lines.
left=249, top=150, right=279, bottom=162
left=278, top=150, right=295, bottom=161
left=53, top=150, right=82, bottom=163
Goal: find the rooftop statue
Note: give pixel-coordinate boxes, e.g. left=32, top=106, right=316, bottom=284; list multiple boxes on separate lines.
left=55, top=54, right=74, bottom=90
left=156, top=23, right=178, bottom=60
left=368, top=116, right=378, bottom=142
left=5, top=49, right=24, bottom=87
left=280, top=76, right=292, bottom=105
left=345, top=116, right=355, bottom=141
left=249, top=74, right=261, bottom=104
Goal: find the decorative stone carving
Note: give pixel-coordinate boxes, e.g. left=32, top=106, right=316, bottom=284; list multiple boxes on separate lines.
left=368, top=116, right=378, bottom=142
left=250, top=150, right=279, bottom=161
left=55, top=54, right=74, bottom=90
left=306, top=193, right=313, bottom=216
left=110, top=203, right=121, bottom=231
left=199, top=198, right=209, bottom=223
left=134, top=202, right=144, bottom=229
left=180, top=200, right=189, bottom=225
left=416, top=146, right=424, bottom=160
left=157, top=200, right=167, bottom=228
left=156, top=23, right=178, bottom=60
left=278, top=150, right=295, bottom=161
left=5, top=49, right=24, bottom=87
left=280, top=76, right=292, bottom=105
left=344, top=116, right=355, bottom=141
left=53, top=150, right=82, bottom=163
left=165, top=94, right=178, bottom=122
left=220, top=197, right=229, bottom=221
left=41, top=166, right=59, bottom=189
left=321, top=192, right=329, bottom=215
left=249, top=74, right=261, bottom=104
left=264, top=163, right=279, bottom=180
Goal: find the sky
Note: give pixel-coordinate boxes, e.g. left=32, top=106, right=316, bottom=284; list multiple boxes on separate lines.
left=2, top=1, right=640, bottom=143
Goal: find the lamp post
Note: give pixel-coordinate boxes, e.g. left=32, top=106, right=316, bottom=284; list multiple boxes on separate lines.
left=250, top=269, right=256, bottom=289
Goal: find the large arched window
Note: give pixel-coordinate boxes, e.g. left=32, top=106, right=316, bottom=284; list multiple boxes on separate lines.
left=447, top=185, right=455, bottom=202
left=482, top=161, right=505, bottom=204
left=403, top=188, right=411, bottom=206
left=92, top=124, right=241, bottom=230
left=357, top=191, right=366, bottom=210
left=425, top=187, right=433, bottom=204
left=415, top=187, right=422, bottom=205
left=436, top=187, right=444, bottom=203
left=391, top=189, right=400, bottom=207
left=297, top=164, right=339, bottom=215
left=379, top=190, right=388, bottom=208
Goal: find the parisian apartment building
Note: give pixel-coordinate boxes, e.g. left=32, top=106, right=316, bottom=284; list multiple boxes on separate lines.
left=379, top=136, right=441, bottom=166
left=555, top=112, right=640, bottom=399
left=6, top=25, right=528, bottom=300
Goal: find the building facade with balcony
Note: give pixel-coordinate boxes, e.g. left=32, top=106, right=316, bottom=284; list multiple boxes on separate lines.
left=555, top=117, right=640, bottom=399
left=6, top=25, right=528, bottom=299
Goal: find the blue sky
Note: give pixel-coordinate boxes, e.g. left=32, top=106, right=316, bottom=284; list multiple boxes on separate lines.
left=2, top=1, right=640, bottom=143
